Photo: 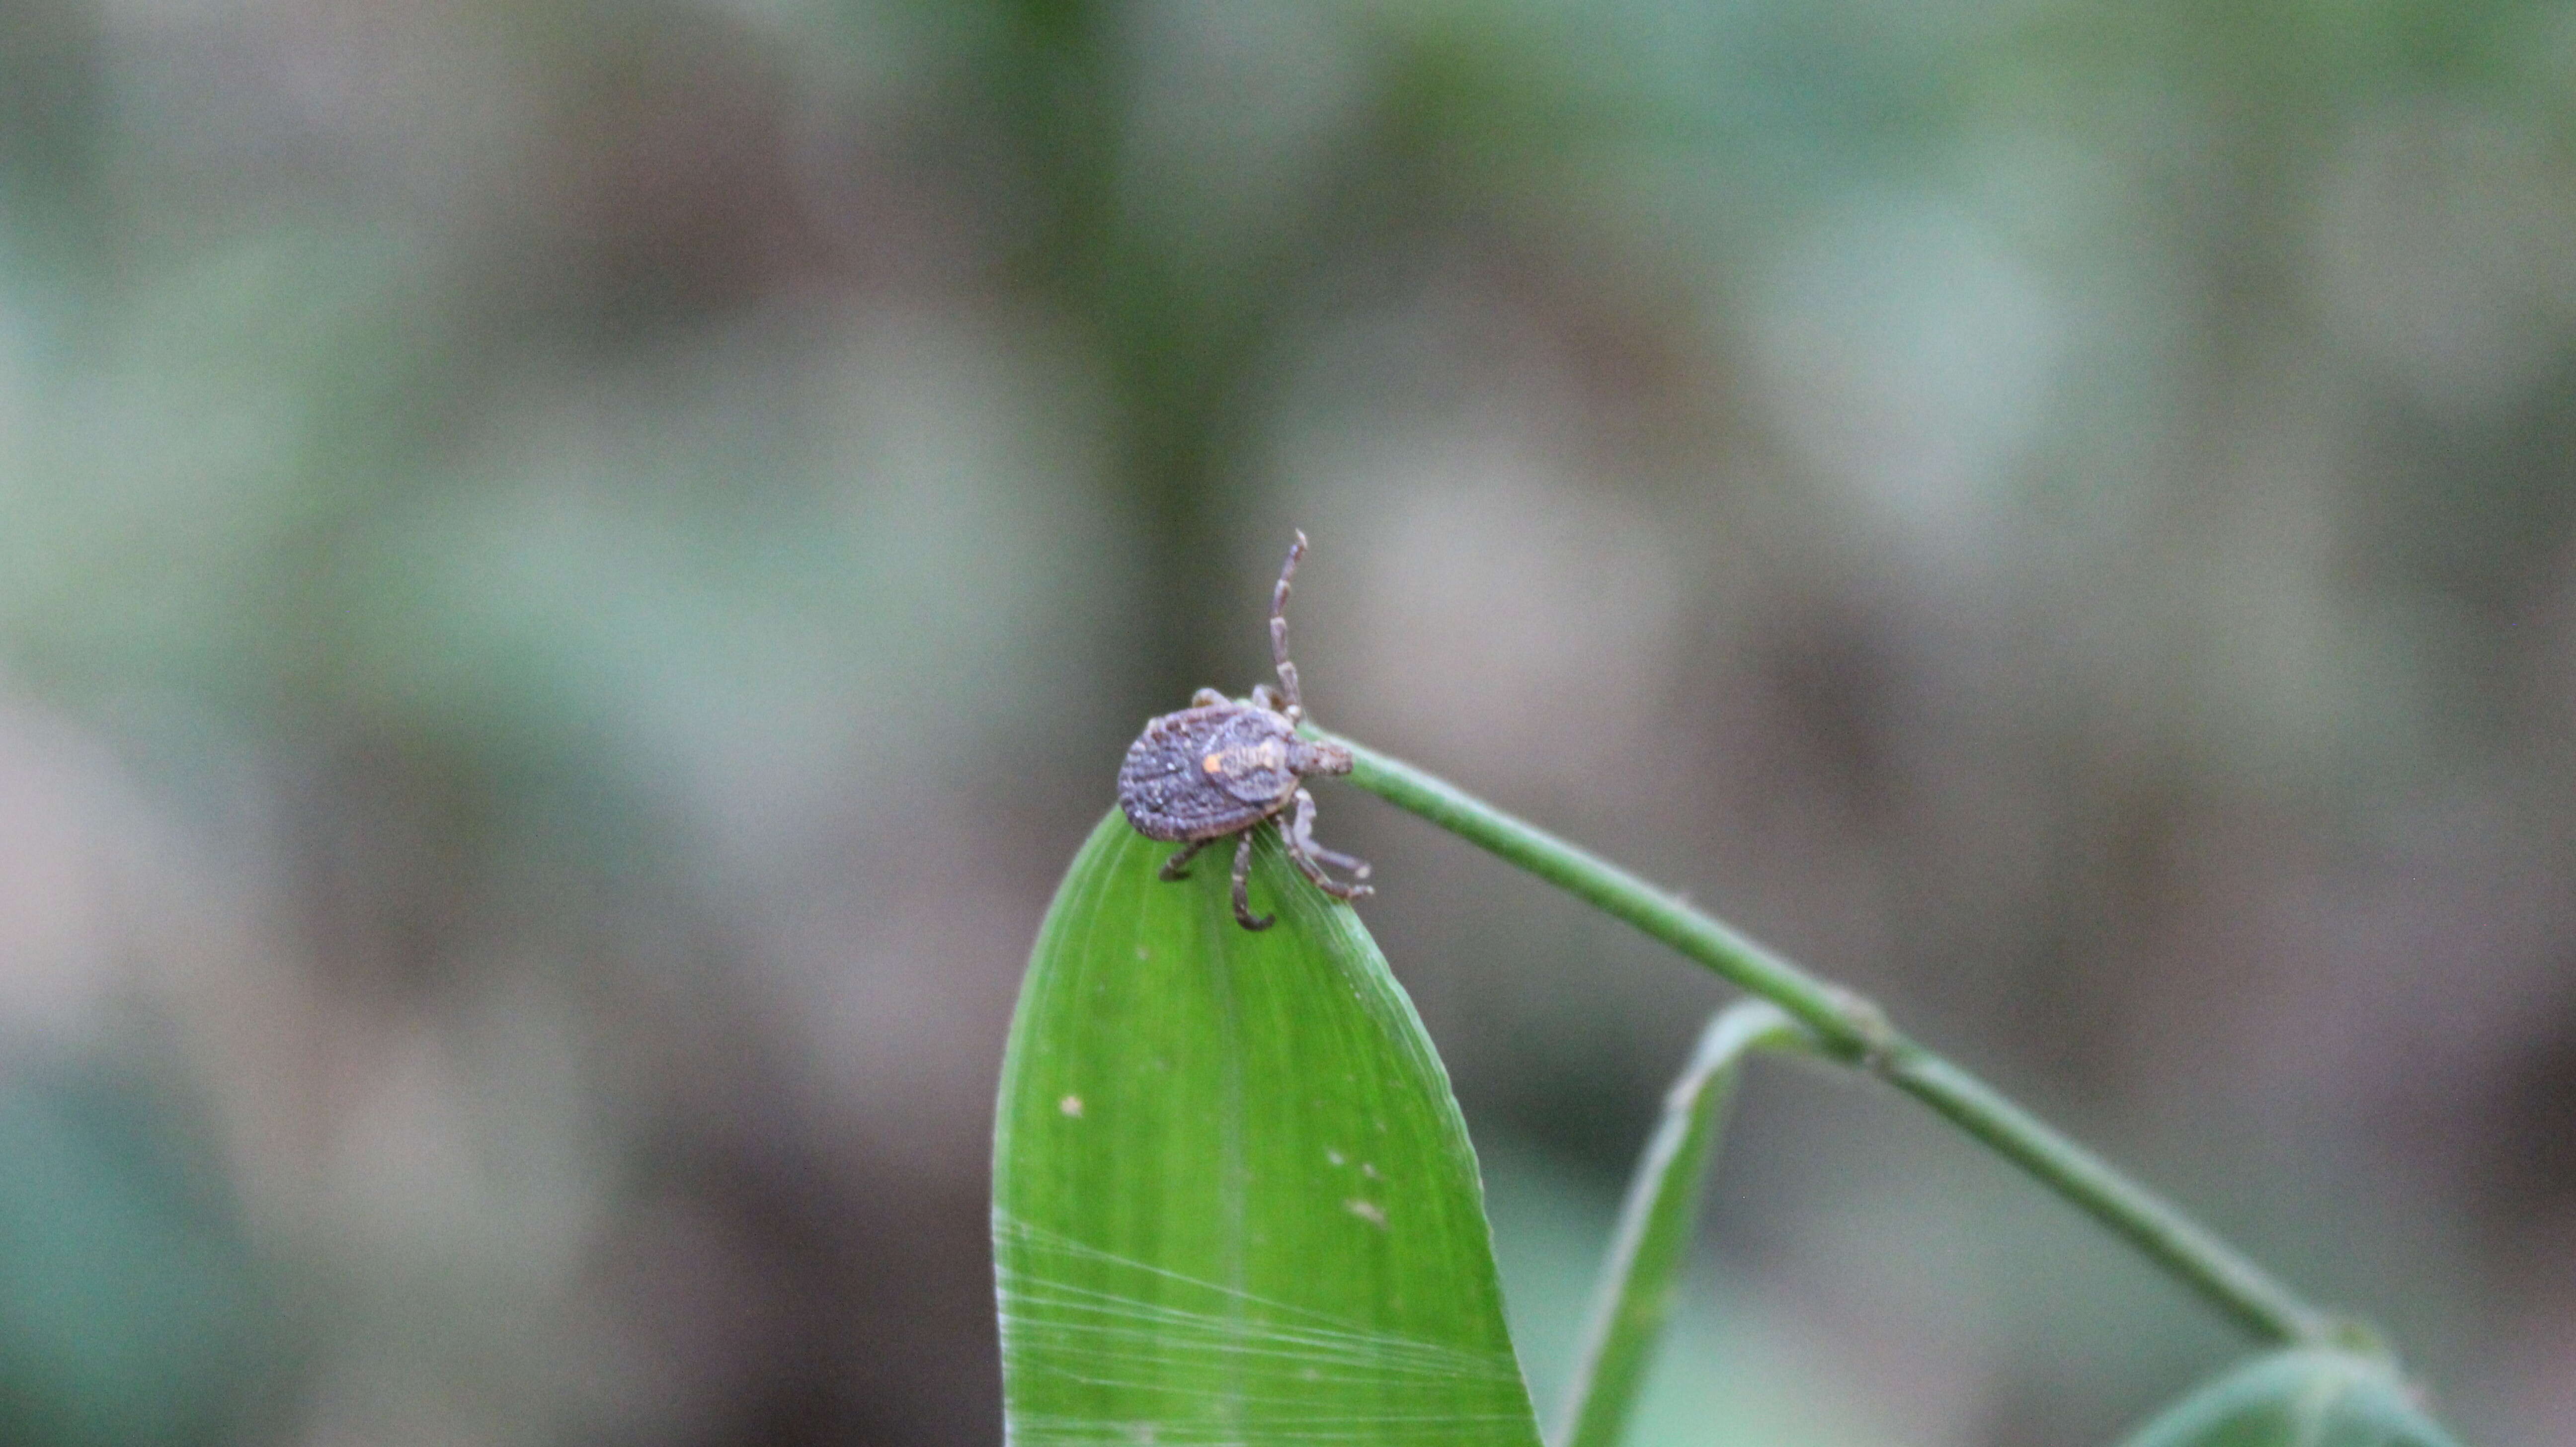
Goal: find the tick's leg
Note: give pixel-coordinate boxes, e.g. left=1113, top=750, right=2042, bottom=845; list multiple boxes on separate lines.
left=1285, top=789, right=1372, bottom=901
left=1307, top=843, right=1371, bottom=879
left=1270, top=532, right=1306, bottom=723
left=1191, top=688, right=1228, bottom=708
left=1286, top=788, right=1369, bottom=876
left=1160, top=837, right=1209, bottom=881
left=1231, top=831, right=1274, bottom=931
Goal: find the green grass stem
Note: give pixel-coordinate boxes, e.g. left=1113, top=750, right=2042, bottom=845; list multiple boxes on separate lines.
left=1321, top=731, right=2341, bottom=1349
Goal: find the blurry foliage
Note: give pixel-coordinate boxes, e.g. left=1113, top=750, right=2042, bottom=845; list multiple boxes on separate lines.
left=0, top=1065, right=260, bottom=1447
left=2111, top=1349, right=2460, bottom=1447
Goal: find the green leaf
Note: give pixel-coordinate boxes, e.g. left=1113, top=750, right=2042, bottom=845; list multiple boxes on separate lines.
left=1557, top=1001, right=1812, bottom=1447
left=2115, top=1350, right=2463, bottom=1447
left=993, top=809, right=1544, bottom=1446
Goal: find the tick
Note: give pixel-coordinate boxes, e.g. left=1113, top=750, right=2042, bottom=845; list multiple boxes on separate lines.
left=1117, top=531, right=1373, bottom=930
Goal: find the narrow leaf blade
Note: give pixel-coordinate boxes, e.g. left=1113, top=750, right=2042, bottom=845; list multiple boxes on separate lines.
left=994, top=809, right=1544, bottom=1446
left=1558, top=1001, right=1809, bottom=1447
left=2116, top=1350, right=2463, bottom=1447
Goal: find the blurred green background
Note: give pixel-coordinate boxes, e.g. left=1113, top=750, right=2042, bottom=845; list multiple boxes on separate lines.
left=1, top=0, right=2572, bottom=1443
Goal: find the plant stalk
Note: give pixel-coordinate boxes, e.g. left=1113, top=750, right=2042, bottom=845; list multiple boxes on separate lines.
left=1320, top=730, right=2340, bottom=1348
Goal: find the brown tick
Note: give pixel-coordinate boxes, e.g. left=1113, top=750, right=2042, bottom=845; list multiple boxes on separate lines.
left=1117, top=531, right=1372, bottom=930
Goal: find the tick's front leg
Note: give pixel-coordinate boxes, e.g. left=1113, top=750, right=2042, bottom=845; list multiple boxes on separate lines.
left=1160, top=837, right=1209, bottom=881
left=1284, top=788, right=1372, bottom=900
left=1304, top=839, right=1370, bottom=878
left=1230, top=830, right=1274, bottom=931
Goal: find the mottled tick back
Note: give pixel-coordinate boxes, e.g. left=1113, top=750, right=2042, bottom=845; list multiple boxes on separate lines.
left=1117, top=532, right=1371, bottom=930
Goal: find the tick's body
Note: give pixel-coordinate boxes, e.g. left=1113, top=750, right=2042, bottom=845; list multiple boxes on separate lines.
left=1116, top=533, right=1371, bottom=929
left=1119, top=707, right=1339, bottom=841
